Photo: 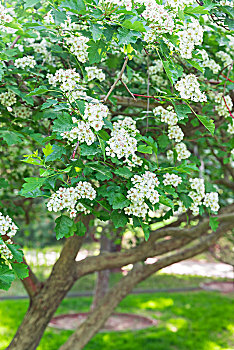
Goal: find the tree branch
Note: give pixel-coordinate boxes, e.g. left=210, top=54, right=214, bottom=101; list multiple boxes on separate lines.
left=60, top=222, right=229, bottom=350
left=103, top=57, right=129, bottom=103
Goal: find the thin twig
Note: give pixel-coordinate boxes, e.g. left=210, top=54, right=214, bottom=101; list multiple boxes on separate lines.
left=103, top=57, right=129, bottom=103
left=10, top=35, right=21, bottom=49
left=120, top=79, right=136, bottom=100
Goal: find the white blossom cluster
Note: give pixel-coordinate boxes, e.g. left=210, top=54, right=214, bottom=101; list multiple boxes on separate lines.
left=85, top=67, right=105, bottom=81
left=44, top=10, right=54, bottom=24
left=177, top=18, right=204, bottom=59
left=227, top=120, right=234, bottom=134
left=197, top=50, right=221, bottom=74
left=13, top=106, right=32, bottom=119
left=65, top=34, right=89, bottom=63
left=216, top=51, right=233, bottom=66
left=61, top=103, right=108, bottom=145
left=174, top=142, right=191, bottom=161
left=149, top=61, right=163, bottom=76
left=141, top=1, right=175, bottom=35
left=189, top=178, right=219, bottom=215
left=106, top=117, right=141, bottom=166
left=47, top=183, right=96, bottom=218
left=100, top=0, right=132, bottom=11
left=83, top=103, right=109, bottom=131
left=165, top=0, right=195, bottom=10
left=0, top=90, right=16, bottom=108
left=14, top=56, right=36, bottom=69
left=203, top=192, right=220, bottom=213
left=0, top=212, right=18, bottom=260
left=47, top=68, right=81, bottom=92
left=62, top=120, right=96, bottom=145
left=163, top=173, right=182, bottom=187
left=175, top=74, right=207, bottom=102
left=215, top=93, right=233, bottom=118
left=220, top=0, right=233, bottom=5
left=31, top=38, right=53, bottom=63
left=154, top=106, right=178, bottom=126
left=0, top=4, right=13, bottom=25
left=124, top=171, right=160, bottom=218
left=168, top=125, right=184, bottom=143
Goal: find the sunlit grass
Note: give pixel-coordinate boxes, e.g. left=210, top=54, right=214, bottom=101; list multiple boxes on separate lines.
left=0, top=290, right=233, bottom=350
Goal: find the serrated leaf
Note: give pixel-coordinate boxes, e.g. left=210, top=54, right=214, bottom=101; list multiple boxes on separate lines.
left=21, top=177, right=46, bottom=195
left=114, top=167, right=132, bottom=178
left=111, top=210, right=128, bottom=228
left=75, top=221, right=87, bottom=236
left=55, top=215, right=74, bottom=240
left=111, top=193, right=130, bottom=210
left=24, top=0, right=41, bottom=9
left=88, top=40, right=106, bottom=64
left=209, top=216, right=219, bottom=232
left=173, top=103, right=192, bottom=120
left=0, top=131, right=23, bottom=145
left=46, top=144, right=67, bottom=161
left=6, top=244, right=24, bottom=263
left=53, top=113, right=73, bottom=133
left=137, top=144, right=153, bottom=154
left=42, top=143, right=53, bottom=157
left=0, top=264, right=15, bottom=291
left=159, top=195, right=174, bottom=208
left=27, top=86, right=48, bottom=96
left=61, top=0, right=86, bottom=14
left=197, top=115, right=215, bottom=135
left=117, top=27, right=141, bottom=45
left=180, top=193, right=193, bottom=208
left=11, top=263, right=29, bottom=279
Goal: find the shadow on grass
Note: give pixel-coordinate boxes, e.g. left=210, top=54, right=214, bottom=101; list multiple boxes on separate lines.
left=0, top=291, right=233, bottom=350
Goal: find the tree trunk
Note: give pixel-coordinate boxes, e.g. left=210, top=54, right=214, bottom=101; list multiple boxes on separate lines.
left=91, top=234, right=111, bottom=310
left=6, top=232, right=85, bottom=350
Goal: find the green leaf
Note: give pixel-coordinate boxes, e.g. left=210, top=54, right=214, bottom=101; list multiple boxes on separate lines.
left=86, top=162, right=113, bottom=180
left=137, top=145, right=153, bottom=154
left=186, top=59, right=204, bottom=73
left=158, top=134, right=169, bottom=148
left=209, top=217, right=219, bottom=232
left=6, top=244, right=24, bottom=263
left=197, top=115, right=215, bottom=135
left=114, top=167, right=132, bottom=178
left=46, top=144, right=67, bottom=162
left=0, top=131, right=23, bottom=145
left=80, top=143, right=101, bottom=156
left=0, top=178, right=9, bottom=188
left=88, top=40, right=106, bottom=64
left=27, top=86, right=48, bottom=96
left=162, top=60, right=182, bottom=84
left=117, top=28, right=141, bottom=45
left=61, top=0, right=86, bottom=14
left=55, top=215, right=74, bottom=240
left=90, top=23, right=103, bottom=41
left=138, top=218, right=150, bottom=241
left=173, top=103, right=192, bottom=120
left=0, top=264, right=15, bottom=291
left=11, top=263, right=29, bottom=279
left=122, top=19, right=146, bottom=32
left=180, top=193, right=193, bottom=208
left=53, top=113, right=73, bottom=133
left=111, top=193, right=130, bottom=210
left=111, top=211, right=128, bottom=228
left=185, top=5, right=209, bottom=14
left=75, top=221, right=87, bottom=237
left=42, top=143, right=53, bottom=157
left=159, top=195, right=174, bottom=208
left=21, top=177, right=46, bottom=195
left=24, top=0, right=41, bottom=9
left=41, top=99, right=57, bottom=110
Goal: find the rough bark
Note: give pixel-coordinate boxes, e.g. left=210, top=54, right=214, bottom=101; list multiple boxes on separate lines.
left=59, top=222, right=231, bottom=350
left=6, top=215, right=90, bottom=350
left=91, top=234, right=111, bottom=310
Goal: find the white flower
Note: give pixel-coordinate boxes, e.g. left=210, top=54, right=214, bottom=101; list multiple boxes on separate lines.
left=163, top=173, right=182, bottom=187
left=175, top=74, right=207, bottom=103
left=85, top=67, right=105, bottom=82
left=125, top=171, right=160, bottom=218
left=154, top=106, right=178, bottom=126
left=175, top=142, right=191, bottom=161
left=47, top=182, right=96, bottom=218
left=0, top=212, right=18, bottom=260
left=168, top=125, right=184, bottom=143
left=0, top=90, right=16, bottom=107
left=14, top=56, right=36, bottom=69
left=203, top=192, right=220, bottom=213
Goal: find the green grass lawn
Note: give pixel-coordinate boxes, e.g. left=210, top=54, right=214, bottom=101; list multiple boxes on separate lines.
left=0, top=290, right=233, bottom=350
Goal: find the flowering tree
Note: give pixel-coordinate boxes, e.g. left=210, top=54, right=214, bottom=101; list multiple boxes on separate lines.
left=0, top=0, right=234, bottom=349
